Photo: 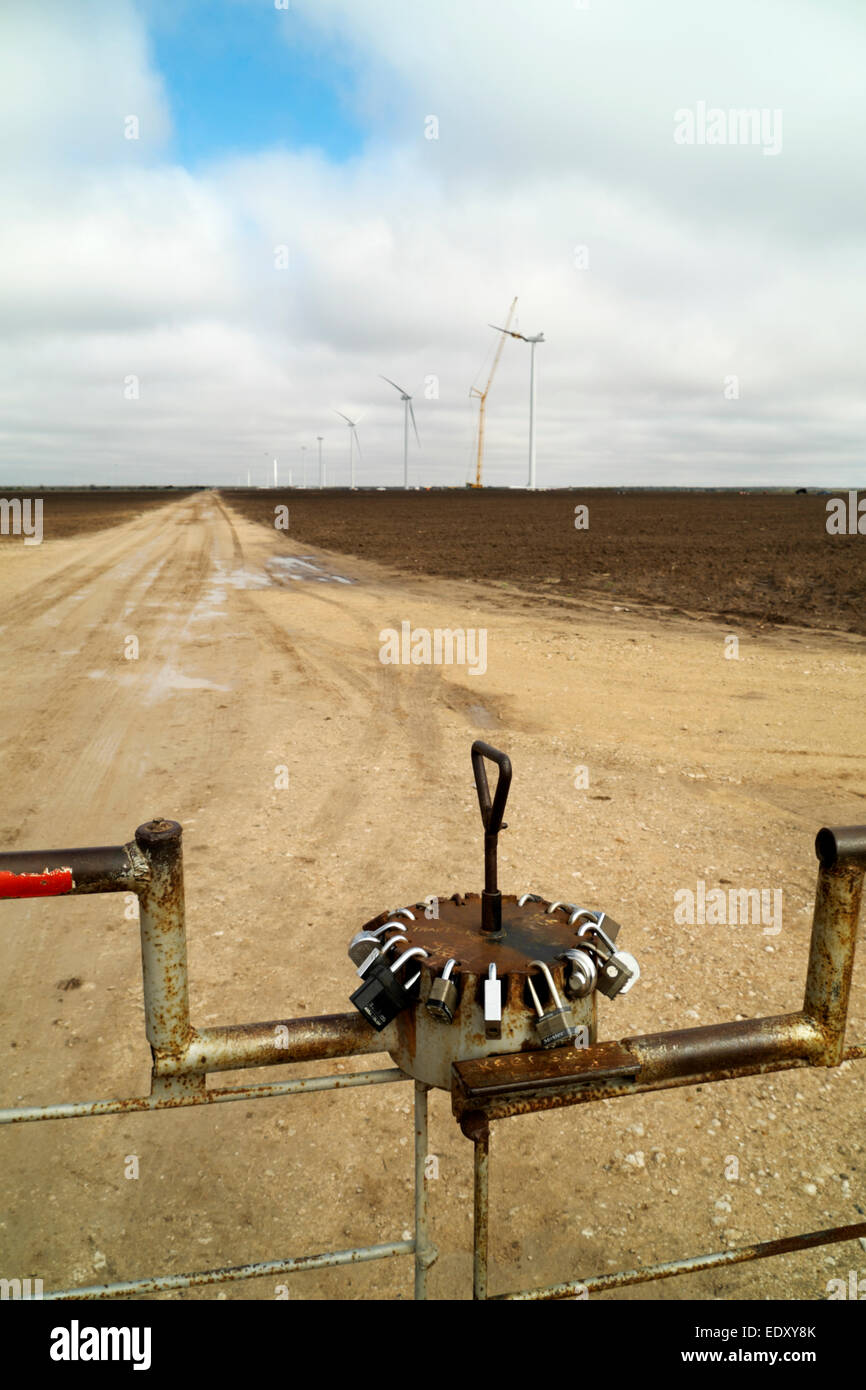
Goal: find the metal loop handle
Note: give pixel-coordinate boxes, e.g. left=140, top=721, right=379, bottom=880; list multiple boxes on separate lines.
left=471, top=741, right=512, bottom=837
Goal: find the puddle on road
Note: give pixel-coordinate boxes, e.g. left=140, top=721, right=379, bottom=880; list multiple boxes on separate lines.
left=141, top=667, right=232, bottom=702
left=469, top=703, right=498, bottom=729
left=87, top=666, right=232, bottom=701
left=268, top=556, right=354, bottom=585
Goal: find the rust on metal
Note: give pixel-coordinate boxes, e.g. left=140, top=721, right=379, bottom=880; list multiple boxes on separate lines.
left=361, top=894, right=594, bottom=977
left=154, top=1013, right=389, bottom=1075
left=134, top=819, right=192, bottom=1059
left=472, top=1122, right=490, bottom=1300
left=495, top=1219, right=866, bottom=1300
left=1, top=808, right=864, bottom=1303
left=0, top=842, right=144, bottom=895
left=803, top=854, right=864, bottom=1065
left=455, top=1040, right=641, bottom=1101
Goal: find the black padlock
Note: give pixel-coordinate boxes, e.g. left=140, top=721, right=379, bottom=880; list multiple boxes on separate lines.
left=350, top=946, right=429, bottom=1031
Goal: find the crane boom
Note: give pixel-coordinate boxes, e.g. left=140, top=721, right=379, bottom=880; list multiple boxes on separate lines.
left=470, top=296, right=517, bottom=488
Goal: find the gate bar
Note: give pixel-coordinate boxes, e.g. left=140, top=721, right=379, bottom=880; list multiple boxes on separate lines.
left=44, top=1239, right=416, bottom=1301
left=493, top=1219, right=866, bottom=1300
left=0, top=1067, right=408, bottom=1125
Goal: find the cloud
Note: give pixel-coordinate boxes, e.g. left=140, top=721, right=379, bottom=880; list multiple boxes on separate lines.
left=0, top=0, right=864, bottom=486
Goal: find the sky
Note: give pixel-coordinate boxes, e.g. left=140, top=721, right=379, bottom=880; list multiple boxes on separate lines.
left=0, top=0, right=864, bottom=488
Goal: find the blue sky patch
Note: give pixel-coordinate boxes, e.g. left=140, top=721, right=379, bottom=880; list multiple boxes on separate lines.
left=146, top=1, right=366, bottom=165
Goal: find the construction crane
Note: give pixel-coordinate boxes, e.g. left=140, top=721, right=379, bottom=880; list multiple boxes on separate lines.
left=469, top=296, right=517, bottom=488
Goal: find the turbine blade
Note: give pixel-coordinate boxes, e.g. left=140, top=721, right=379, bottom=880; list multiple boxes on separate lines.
left=489, top=323, right=525, bottom=340
left=409, top=399, right=420, bottom=447
left=334, top=409, right=353, bottom=424
left=379, top=374, right=407, bottom=396
left=353, top=428, right=363, bottom=460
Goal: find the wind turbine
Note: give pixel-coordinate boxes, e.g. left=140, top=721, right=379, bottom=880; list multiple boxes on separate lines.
left=379, top=376, right=420, bottom=490
left=333, top=410, right=363, bottom=488
left=489, top=321, right=545, bottom=489
left=317, top=435, right=324, bottom=488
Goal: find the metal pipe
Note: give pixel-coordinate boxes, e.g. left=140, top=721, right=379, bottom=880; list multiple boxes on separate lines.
left=816, top=824, right=866, bottom=867
left=804, top=829, right=866, bottom=1064
left=495, top=1219, right=866, bottom=1300
left=45, top=1239, right=416, bottom=1301
left=414, top=1081, right=435, bottom=1299
left=452, top=1044, right=866, bottom=1124
left=153, top=1014, right=391, bottom=1075
left=471, top=1120, right=490, bottom=1300
left=0, top=1068, right=409, bottom=1125
left=623, top=1012, right=824, bottom=1083
left=135, top=820, right=191, bottom=1057
left=0, top=841, right=144, bottom=897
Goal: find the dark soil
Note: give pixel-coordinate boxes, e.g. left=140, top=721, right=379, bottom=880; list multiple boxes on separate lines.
left=223, top=488, right=866, bottom=636
left=0, top=489, right=200, bottom=544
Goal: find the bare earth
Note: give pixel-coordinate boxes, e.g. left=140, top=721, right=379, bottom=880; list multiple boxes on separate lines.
left=1, top=490, right=864, bottom=1301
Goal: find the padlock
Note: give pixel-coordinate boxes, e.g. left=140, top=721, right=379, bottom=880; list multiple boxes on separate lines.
left=527, top=959, right=574, bottom=1048
left=574, top=917, right=638, bottom=999
left=350, top=946, right=429, bottom=1031
left=483, top=962, right=502, bottom=1039
left=596, top=950, right=640, bottom=999
left=575, top=917, right=618, bottom=958
left=348, top=921, right=405, bottom=967
left=561, top=947, right=598, bottom=999
left=426, top=958, right=459, bottom=1024
left=356, top=933, right=408, bottom=978
left=568, top=907, right=621, bottom=943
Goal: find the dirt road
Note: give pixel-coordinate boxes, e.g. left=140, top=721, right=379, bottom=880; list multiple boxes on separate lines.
left=1, top=490, right=864, bottom=1300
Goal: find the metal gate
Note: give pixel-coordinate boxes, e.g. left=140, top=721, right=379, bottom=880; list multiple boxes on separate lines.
left=1, top=816, right=865, bottom=1300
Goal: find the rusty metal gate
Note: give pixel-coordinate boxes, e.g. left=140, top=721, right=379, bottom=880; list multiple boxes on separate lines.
left=1, top=813, right=865, bottom=1300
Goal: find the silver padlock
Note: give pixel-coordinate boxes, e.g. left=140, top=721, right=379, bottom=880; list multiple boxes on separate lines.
left=561, top=947, right=598, bottom=998
left=483, top=962, right=502, bottom=1039
left=575, top=918, right=638, bottom=999
left=596, top=949, right=640, bottom=999
left=426, top=958, right=459, bottom=1024
left=348, top=920, right=405, bottom=967
left=527, top=960, right=574, bottom=1048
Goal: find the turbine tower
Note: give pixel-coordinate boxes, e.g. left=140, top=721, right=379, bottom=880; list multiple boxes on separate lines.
left=379, top=376, right=420, bottom=490
left=317, top=435, right=324, bottom=488
left=489, top=321, right=545, bottom=489
left=333, top=410, right=363, bottom=488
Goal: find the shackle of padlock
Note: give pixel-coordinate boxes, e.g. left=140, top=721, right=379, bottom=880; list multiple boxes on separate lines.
left=348, top=930, right=384, bottom=968
left=575, top=917, right=617, bottom=958
left=517, top=892, right=543, bottom=907
left=568, top=906, right=602, bottom=927
left=356, top=932, right=408, bottom=977
left=387, top=945, right=429, bottom=990
left=348, top=920, right=406, bottom=966
left=526, top=959, right=565, bottom=1014
left=426, top=957, right=459, bottom=1024
left=547, top=900, right=578, bottom=915
left=527, top=959, right=574, bottom=1049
